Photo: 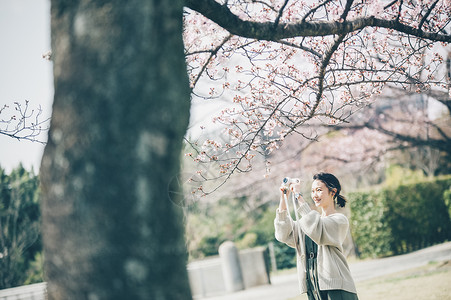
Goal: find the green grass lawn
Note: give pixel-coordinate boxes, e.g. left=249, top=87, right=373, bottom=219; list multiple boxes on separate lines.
left=288, top=260, right=451, bottom=300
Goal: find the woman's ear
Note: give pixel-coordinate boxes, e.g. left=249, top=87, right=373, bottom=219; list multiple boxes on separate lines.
left=331, top=188, right=337, bottom=197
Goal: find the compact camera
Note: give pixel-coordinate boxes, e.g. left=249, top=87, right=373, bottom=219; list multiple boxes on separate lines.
left=281, top=177, right=301, bottom=188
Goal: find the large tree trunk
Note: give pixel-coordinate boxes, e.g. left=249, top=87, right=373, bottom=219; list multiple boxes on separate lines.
left=40, top=1, right=192, bottom=299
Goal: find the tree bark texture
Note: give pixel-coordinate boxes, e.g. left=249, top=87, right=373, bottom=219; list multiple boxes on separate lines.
left=41, top=1, right=192, bottom=299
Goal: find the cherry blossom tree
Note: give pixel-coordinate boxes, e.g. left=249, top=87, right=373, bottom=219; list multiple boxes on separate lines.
left=183, top=0, right=451, bottom=196
left=303, top=49, right=451, bottom=180
left=326, top=91, right=450, bottom=174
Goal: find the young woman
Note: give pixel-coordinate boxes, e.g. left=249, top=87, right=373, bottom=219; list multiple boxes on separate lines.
left=274, top=172, right=359, bottom=300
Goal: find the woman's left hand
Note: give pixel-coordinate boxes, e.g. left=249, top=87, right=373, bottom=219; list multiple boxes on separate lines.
left=291, top=185, right=305, bottom=203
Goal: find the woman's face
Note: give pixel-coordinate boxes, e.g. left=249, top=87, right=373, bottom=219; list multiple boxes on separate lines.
left=311, top=179, right=335, bottom=208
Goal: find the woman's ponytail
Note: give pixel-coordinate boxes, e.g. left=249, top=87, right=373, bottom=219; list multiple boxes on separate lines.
left=335, top=194, right=347, bottom=208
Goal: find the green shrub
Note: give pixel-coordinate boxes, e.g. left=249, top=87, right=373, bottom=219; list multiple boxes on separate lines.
left=196, top=235, right=224, bottom=257
left=349, top=191, right=393, bottom=258
left=444, top=188, right=451, bottom=221
left=236, top=232, right=258, bottom=249
left=272, top=238, right=296, bottom=270
left=350, top=176, right=451, bottom=258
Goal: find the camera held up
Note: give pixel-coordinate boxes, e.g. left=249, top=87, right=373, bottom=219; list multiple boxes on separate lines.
left=281, top=177, right=301, bottom=194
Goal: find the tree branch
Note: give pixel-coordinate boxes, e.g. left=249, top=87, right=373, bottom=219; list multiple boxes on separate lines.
left=339, top=0, right=354, bottom=22
left=419, top=0, right=439, bottom=30
left=328, top=121, right=451, bottom=155
left=309, top=33, right=346, bottom=118
left=274, top=0, right=290, bottom=28
left=276, top=39, right=322, bottom=58
left=395, top=0, right=403, bottom=23
left=0, top=101, right=50, bottom=144
left=384, top=0, right=399, bottom=10
left=188, top=34, right=232, bottom=90
left=301, top=0, right=333, bottom=23
left=184, top=0, right=451, bottom=42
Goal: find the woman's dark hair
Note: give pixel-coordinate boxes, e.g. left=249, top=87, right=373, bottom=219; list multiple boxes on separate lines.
left=313, top=172, right=347, bottom=208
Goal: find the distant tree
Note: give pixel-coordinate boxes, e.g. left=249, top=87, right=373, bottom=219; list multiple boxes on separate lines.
left=299, top=92, right=449, bottom=175
left=323, top=51, right=451, bottom=172
left=299, top=81, right=451, bottom=180
left=0, top=165, right=41, bottom=288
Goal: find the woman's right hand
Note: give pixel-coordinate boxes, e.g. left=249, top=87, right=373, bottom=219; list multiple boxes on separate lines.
left=278, top=184, right=289, bottom=211
left=280, top=184, right=290, bottom=195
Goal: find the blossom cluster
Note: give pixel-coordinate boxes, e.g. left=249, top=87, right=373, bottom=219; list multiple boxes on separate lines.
left=182, top=0, right=450, bottom=194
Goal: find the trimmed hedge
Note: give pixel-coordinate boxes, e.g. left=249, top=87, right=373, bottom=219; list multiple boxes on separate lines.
left=349, top=176, right=451, bottom=258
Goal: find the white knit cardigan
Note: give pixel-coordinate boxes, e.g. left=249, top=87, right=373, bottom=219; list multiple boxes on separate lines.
left=274, top=202, right=357, bottom=294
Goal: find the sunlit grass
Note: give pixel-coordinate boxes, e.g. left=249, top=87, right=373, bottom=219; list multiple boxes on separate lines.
left=287, top=260, right=451, bottom=300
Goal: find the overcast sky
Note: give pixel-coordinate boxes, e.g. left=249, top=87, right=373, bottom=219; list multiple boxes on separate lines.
left=0, top=0, right=52, bottom=173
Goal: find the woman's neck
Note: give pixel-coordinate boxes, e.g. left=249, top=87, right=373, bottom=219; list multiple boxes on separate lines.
left=321, top=205, right=336, bottom=217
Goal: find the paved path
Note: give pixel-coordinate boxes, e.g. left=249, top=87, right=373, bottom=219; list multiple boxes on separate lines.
left=1, top=242, right=450, bottom=300
left=199, top=241, right=451, bottom=300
